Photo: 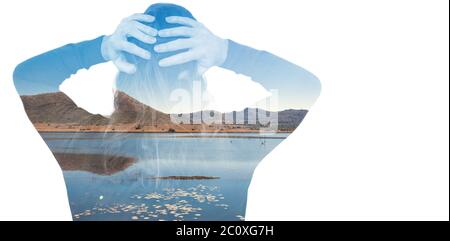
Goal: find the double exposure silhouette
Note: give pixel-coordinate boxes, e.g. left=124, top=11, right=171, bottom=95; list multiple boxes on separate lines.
left=13, top=3, right=321, bottom=221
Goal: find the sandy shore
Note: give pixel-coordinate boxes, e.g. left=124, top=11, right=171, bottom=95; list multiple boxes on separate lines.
left=34, top=123, right=293, bottom=133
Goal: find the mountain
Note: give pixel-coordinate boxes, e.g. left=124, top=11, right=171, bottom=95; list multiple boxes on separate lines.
left=20, top=92, right=308, bottom=132
left=20, top=91, right=170, bottom=126
left=278, top=109, right=309, bottom=129
left=110, top=91, right=171, bottom=125
left=21, top=92, right=109, bottom=125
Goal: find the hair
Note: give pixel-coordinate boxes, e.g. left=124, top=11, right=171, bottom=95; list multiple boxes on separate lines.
left=116, top=3, right=200, bottom=113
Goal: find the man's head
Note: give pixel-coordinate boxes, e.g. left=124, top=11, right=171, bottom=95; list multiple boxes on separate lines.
left=116, top=3, right=199, bottom=111
left=126, top=3, right=196, bottom=67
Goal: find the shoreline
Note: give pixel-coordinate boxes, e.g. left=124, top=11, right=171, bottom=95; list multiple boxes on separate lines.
left=35, top=125, right=293, bottom=134
left=38, top=130, right=292, bottom=134
left=33, top=123, right=294, bottom=134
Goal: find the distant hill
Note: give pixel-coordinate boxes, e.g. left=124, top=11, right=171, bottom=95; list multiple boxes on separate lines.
left=278, top=109, right=309, bottom=129
left=20, top=92, right=308, bottom=132
left=21, top=92, right=109, bottom=125
left=189, top=108, right=308, bottom=130
left=110, top=91, right=171, bottom=125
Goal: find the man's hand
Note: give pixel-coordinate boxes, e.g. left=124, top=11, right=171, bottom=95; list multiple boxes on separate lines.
left=155, top=16, right=229, bottom=75
left=101, top=13, right=157, bottom=74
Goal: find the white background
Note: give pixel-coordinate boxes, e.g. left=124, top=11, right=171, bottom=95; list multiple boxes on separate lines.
left=0, top=0, right=448, bottom=221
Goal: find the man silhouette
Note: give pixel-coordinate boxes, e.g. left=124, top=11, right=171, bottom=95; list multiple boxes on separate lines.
left=13, top=3, right=321, bottom=221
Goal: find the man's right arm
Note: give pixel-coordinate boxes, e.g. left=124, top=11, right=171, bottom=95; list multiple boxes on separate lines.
left=13, top=36, right=106, bottom=95
left=13, top=13, right=158, bottom=96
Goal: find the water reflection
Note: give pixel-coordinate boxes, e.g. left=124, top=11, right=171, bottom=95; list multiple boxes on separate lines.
left=54, top=152, right=136, bottom=176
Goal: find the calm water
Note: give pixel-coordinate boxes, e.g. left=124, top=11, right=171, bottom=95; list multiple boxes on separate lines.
left=40, top=132, right=287, bottom=221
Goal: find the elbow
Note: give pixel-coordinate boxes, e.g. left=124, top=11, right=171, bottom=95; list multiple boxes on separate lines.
left=12, top=62, right=28, bottom=94
left=306, top=72, right=322, bottom=102
left=313, top=74, right=322, bottom=99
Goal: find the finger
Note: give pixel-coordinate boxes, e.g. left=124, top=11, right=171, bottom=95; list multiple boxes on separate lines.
left=154, top=39, right=194, bottom=53
left=158, top=27, right=195, bottom=38
left=127, top=13, right=155, bottom=23
left=117, top=41, right=151, bottom=60
left=165, top=16, right=200, bottom=27
left=114, top=56, right=136, bottom=74
left=159, top=50, right=201, bottom=67
left=133, top=21, right=158, bottom=36
left=127, top=28, right=156, bottom=44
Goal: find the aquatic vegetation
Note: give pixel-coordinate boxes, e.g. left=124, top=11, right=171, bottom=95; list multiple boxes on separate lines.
left=73, top=184, right=243, bottom=221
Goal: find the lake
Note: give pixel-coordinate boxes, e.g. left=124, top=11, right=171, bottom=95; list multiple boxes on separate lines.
left=40, top=132, right=287, bottom=221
